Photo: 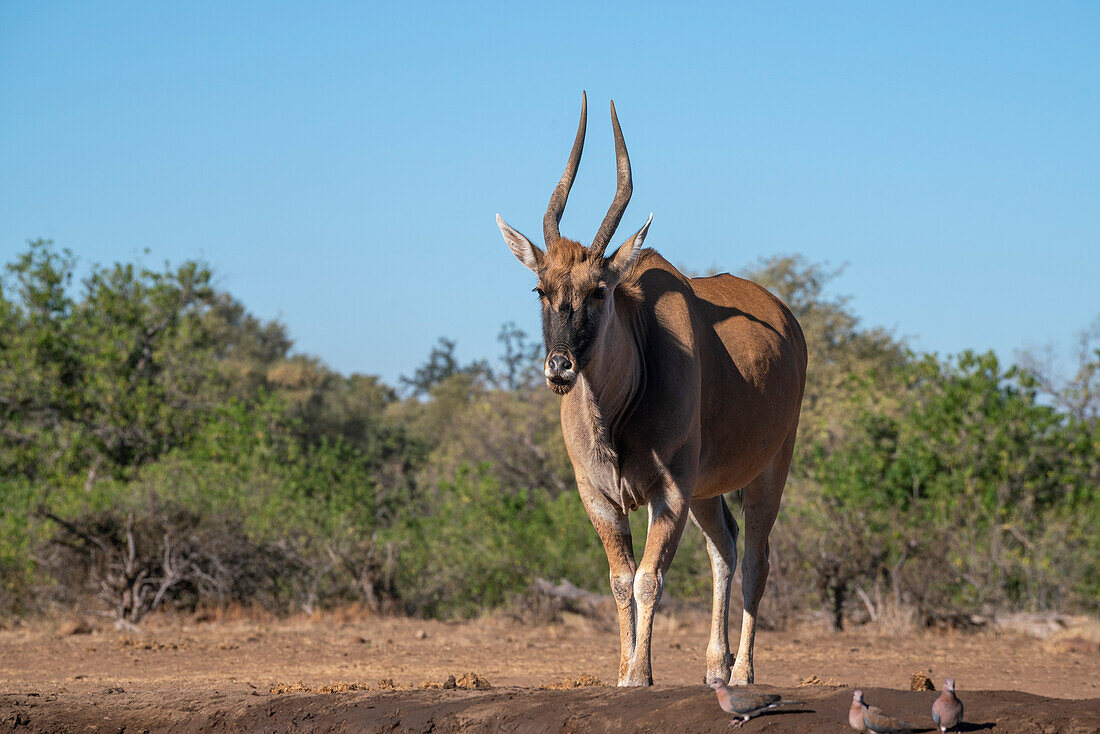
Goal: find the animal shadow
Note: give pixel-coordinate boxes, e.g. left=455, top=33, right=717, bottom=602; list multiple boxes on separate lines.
left=751, top=708, right=815, bottom=722
left=907, top=717, right=996, bottom=732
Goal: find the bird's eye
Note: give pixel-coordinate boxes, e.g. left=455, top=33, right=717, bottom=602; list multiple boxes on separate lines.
left=534, top=287, right=546, bottom=298
left=592, top=286, right=607, bottom=300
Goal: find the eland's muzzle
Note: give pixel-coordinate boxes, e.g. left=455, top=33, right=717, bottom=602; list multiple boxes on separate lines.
left=545, top=353, right=577, bottom=393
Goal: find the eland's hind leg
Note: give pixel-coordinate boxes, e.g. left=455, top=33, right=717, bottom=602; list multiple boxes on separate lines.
left=730, top=428, right=797, bottom=686
left=689, top=495, right=739, bottom=684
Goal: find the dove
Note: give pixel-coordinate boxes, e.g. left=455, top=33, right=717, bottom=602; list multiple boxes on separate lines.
left=849, top=689, right=919, bottom=733
left=932, top=678, right=963, bottom=733
left=708, top=680, right=802, bottom=728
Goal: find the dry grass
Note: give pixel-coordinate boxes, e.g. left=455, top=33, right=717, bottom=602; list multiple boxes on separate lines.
left=864, top=600, right=921, bottom=636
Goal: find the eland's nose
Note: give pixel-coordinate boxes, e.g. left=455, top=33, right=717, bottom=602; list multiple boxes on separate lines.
left=547, top=355, right=573, bottom=374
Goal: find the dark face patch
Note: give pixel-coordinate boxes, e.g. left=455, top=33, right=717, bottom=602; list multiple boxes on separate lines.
left=534, top=238, right=611, bottom=392
left=540, top=286, right=604, bottom=370
left=537, top=278, right=608, bottom=380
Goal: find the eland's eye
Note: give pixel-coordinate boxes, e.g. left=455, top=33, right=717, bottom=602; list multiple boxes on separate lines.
left=534, top=287, right=546, bottom=298
left=592, top=286, right=607, bottom=300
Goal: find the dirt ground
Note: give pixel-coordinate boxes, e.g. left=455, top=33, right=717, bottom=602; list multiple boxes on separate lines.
left=1, top=611, right=1098, bottom=732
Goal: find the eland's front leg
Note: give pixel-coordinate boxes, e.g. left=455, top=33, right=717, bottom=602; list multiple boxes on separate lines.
left=579, top=488, right=637, bottom=685
left=623, top=491, right=689, bottom=686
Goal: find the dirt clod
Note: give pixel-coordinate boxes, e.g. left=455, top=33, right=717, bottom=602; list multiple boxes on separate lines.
left=2, top=712, right=30, bottom=728
left=419, top=674, right=458, bottom=690
left=269, top=681, right=311, bottom=694
left=455, top=672, right=491, bottom=689
left=910, top=671, right=935, bottom=691
left=796, top=674, right=842, bottom=687
left=316, top=682, right=370, bottom=694
left=544, top=674, right=604, bottom=689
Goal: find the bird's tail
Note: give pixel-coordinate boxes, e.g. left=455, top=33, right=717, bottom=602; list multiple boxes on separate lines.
left=776, top=700, right=803, bottom=706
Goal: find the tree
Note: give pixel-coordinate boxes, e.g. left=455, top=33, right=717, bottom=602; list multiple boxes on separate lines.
left=495, top=321, right=542, bottom=392
left=792, top=350, right=1100, bottom=627
left=400, top=337, right=489, bottom=397
left=1017, top=316, right=1100, bottom=424
left=0, top=240, right=221, bottom=480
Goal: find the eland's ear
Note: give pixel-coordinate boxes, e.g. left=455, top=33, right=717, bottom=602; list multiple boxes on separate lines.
left=607, top=213, right=652, bottom=277
left=497, top=214, right=544, bottom=272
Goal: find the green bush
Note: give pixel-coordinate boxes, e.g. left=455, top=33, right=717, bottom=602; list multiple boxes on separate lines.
left=387, top=465, right=607, bottom=617
left=2, top=241, right=1096, bottom=625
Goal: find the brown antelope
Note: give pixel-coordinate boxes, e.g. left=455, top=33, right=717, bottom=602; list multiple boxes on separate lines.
left=496, top=93, right=807, bottom=687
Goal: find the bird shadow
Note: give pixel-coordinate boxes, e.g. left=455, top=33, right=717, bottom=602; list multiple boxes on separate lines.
left=957, top=723, right=996, bottom=732
left=750, top=708, right=815, bottom=722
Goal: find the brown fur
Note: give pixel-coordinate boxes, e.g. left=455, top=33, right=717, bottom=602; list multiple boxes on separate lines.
left=538, top=238, right=602, bottom=304
left=608, top=247, right=659, bottom=309
left=539, top=239, right=657, bottom=310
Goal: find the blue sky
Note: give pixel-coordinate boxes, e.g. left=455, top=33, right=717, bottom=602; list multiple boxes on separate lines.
left=2, top=2, right=1098, bottom=384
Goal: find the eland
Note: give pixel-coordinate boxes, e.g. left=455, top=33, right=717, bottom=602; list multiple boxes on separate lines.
left=496, top=92, right=807, bottom=686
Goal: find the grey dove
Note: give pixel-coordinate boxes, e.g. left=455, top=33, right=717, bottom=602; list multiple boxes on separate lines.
left=932, top=678, right=963, bottom=733
left=849, top=689, right=919, bottom=734
left=708, top=680, right=802, bottom=728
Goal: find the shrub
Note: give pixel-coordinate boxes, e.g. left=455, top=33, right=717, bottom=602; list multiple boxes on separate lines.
left=389, top=465, right=607, bottom=617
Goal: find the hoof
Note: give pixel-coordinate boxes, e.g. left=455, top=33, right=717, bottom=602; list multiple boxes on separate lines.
left=705, top=668, right=732, bottom=686
left=727, top=673, right=753, bottom=686
left=618, top=675, right=653, bottom=687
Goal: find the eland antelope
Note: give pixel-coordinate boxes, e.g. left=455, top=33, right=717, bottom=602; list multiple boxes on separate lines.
left=496, top=92, right=807, bottom=687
